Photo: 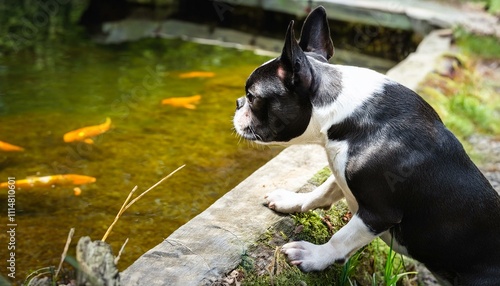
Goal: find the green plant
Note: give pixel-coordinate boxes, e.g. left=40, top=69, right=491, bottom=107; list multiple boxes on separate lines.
left=454, top=28, right=500, bottom=59
left=489, top=0, right=500, bottom=14
left=382, top=238, right=417, bottom=286
left=419, top=54, right=500, bottom=141
left=339, top=248, right=364, bottom=286
left=309, top=166, right=332, bottom=186
left=291, top=211, right=333, bottom=244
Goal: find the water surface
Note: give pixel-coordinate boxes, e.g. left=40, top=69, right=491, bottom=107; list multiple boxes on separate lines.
left=0, top=38, right=283, bottom=281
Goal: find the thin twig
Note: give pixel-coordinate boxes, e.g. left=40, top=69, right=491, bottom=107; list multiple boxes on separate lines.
left=118, top=185, right=139, bottom=217
left=102, top=186, right=138, bottom=242
left=54, top=228, right=75, bottom=280
left=101, top=164, right=185, bottom=242
left=114, top=238, right=129, bottom=265
left=124, top=164, right=186, bottom=210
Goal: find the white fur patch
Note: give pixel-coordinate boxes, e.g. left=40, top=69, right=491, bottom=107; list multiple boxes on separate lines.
left=233, top=104, right=253, bottom=137
left=330, top=214, right=377, bottom=255
left=315, top=65, right=388, bottom=135
left=324, top=140, right=358, bottom=212
left=264, top=175, right=344, bottom=213
left=260, top=58, right=275, bottom=67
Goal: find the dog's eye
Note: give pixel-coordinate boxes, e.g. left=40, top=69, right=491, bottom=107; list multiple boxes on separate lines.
left=247, top=93, right=255, bottom=104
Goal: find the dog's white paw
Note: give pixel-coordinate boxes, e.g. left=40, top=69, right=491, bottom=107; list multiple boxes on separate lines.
left=281, top=241, right=335, bottom=272
left=264, top=189, right=305, bottom=213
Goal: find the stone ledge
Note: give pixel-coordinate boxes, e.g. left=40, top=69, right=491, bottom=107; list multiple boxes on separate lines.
left=386, top=29, right=451, bottom=91
left=223, top=0, right=500, bottom=36
left=121, top=145, right=328, bottom=285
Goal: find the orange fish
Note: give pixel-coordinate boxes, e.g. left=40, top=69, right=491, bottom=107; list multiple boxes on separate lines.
left=0, top=174, right=96, bottom=189
left=0, top=141, right=25, bottom=152
left=161, top=95, right=201, bottom=110
left=178, top=71, right=215, bottom=79
left=63, top=117, right=111, bottom=144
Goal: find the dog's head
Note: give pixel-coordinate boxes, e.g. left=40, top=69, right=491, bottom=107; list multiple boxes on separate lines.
left=233, top=6, right=334, bottom=144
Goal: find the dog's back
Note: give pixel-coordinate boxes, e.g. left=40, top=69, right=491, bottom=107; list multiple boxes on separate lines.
left=332, top=76, right=500, bottom=283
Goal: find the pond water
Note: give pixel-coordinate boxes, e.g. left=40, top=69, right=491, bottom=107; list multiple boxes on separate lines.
left=0, top=38, right=285, bottom=281
left=0, top=36, right=389, bottom=282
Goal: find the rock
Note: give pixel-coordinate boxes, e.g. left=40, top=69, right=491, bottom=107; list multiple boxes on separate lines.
left=76, top=237, right=120, bottom=286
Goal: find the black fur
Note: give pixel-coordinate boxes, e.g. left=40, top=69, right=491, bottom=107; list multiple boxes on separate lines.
left=330, top=82, right=500, bottom=282
left=237, top=22, right=314, bottom=142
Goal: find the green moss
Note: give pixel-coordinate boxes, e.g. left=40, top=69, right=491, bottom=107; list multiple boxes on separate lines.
left=308, top=166, right=332, bottom=186
left=454, top=28, right=500, bottom=59
left=419, top=53, right=500, bottom=145
left=489, top=0, right=500, bottom=14
left=239, top=169, right=417, bottom=285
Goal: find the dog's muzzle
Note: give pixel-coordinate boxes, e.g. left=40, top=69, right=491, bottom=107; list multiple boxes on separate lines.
left=236, top=97, right=246, bottom=110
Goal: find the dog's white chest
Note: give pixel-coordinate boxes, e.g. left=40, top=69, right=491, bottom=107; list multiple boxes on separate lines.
left=324, top=140, right=359, bottom=212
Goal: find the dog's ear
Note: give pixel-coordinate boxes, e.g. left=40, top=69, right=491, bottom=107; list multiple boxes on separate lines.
left=280, top=20, right=312, bottom=91
left=298, top=6, right=334, bottom=60
left=281, top=20, right=305, bottom=73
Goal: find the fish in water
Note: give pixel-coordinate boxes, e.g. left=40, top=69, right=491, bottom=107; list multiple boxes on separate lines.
left=0, top=141, right=25, bottom=152
left=63, top=117, right=111, bottom=144
left=161, top=95, right=201, bottom=110
left=178, top=71, right=215, bottom=79
left=0, top=174, right=96, bottom=189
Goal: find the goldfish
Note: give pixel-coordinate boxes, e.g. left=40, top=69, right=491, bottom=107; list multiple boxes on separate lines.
left=0, top=141, right=24, bottom=152
left=161, top=95, right=201, bottom=110
left=0, top=174, right=96, bottom=189
left=178, top=71, right=215, bottom=79
left=63, top=117, right=111, bottom=144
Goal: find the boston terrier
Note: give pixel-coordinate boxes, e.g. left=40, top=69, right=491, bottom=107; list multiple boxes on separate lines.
left=233, top=6, right=500, bottom=285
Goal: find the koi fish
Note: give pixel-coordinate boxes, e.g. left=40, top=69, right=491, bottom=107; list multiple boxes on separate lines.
left=161, top=95, right=201, bottom=110
left=63, top=117, right=111, bottom=144
left=0, top=141, right=24, bottom=152
left=0, top=174, right=96, bottom=189
left=178, top=71, right=215, bottom=79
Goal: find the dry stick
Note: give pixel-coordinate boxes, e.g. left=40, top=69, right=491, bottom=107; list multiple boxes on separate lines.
left=124, top=164, right=186, bottom=209
left=55, top=228, right=75, bottom=279
left=114, top=237, right=129, bottom=265
left=101, top=186, right=138, bottom=242
left=101, top=164, right=186, bottom=242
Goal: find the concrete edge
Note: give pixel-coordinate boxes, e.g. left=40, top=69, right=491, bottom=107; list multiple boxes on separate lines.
left=222, top=0, right=500, bottom=36
left=386, top=29, right=451, bottom=91
left=120, top=145, right=329, bottom=285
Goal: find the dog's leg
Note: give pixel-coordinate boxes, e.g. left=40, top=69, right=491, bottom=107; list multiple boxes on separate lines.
left=265, top=175, right=343, bottom=213
left=281, top=214, right=377, bottom=271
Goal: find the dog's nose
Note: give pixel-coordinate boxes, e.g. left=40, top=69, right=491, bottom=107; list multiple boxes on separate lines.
left=236, top=97, right=246, bottom=110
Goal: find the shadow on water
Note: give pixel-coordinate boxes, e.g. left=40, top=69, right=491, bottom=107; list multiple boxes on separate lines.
left=0, top=38, right=285, bottom=281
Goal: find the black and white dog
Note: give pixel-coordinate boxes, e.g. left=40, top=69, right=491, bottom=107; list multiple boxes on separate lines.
left=233, top=6, right=500, bottom=285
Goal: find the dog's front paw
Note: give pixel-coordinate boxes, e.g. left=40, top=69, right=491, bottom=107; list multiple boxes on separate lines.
left=281, top=241, right=335, bottom=272
left=264, top=189, right=305, bottom=213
